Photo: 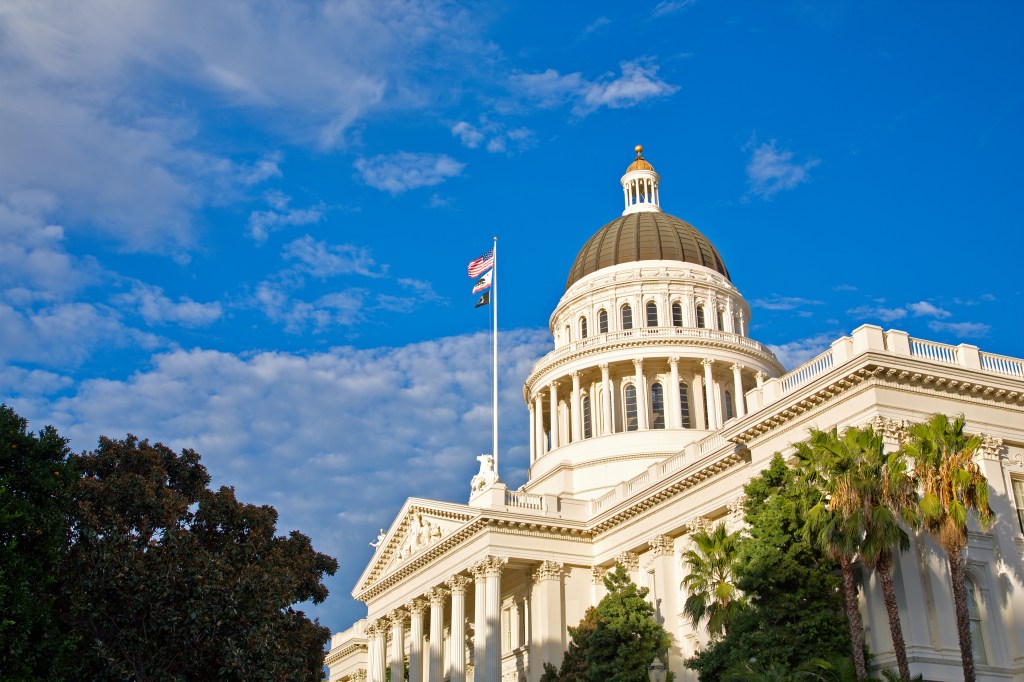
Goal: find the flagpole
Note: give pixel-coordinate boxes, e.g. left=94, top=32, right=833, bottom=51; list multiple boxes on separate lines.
left=491, top=235, right=499, bottom=478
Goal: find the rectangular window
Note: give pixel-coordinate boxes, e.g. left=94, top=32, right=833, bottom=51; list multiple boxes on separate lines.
left=1013, top=478, right=1024, bottom=533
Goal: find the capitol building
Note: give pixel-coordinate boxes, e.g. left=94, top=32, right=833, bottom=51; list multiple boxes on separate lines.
left=326, top=148, right=1024, bottom=682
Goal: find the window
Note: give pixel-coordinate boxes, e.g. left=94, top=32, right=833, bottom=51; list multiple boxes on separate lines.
left=624, top=384, right=638, bottom=431
left=733, top=312, right=742, bottom=335
left=716, top=309, right=724, bottom=331
left=679, top=382, right=691, bottom=429
left=724, top=391, right=734, bottom=420
left=695, top=305, right=706, bottom=328
left=965, top=577, right=988, bottom=664
left=580, top=317, right=588, bottom=339
left=582, top=394, right=592, bottom=439
left=1012, top=478, right=1024, bottom=533
left=621, top=304, right=633, bottom=330
left=651, top=383, right=665, bottom=429
left=646, top=301, right=658, bottom=327
left=598, top=309, right=608, bottom=334
left=672, top=302, right=683, bottom=327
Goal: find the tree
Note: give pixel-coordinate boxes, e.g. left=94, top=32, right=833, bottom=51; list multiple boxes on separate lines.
left=59, top=435, right=339, bottom=681
left=0, top=405, right=75, bottom=680
left=688, top=455, right=851, bottom=681
left=904, top=414, right=992, bottom=682
left=681, top=522, right=745, bottom=638
left=540, top=606, right=599, bottom=682
left=796, top=427, right=868, bottom=680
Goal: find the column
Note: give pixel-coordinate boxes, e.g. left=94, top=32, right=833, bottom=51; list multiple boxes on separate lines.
left=668, top=357, right=681, bottom=428
left=447, top=576, right=471, bottom=682
left=731, top=364, right=746, bottom=418
left=702, top=359, right=717, bottom=429
left=528, top=403, right=536, bottom=463
left=592, top=566, right=609, bottom=605
left=616, top=551, right=640, bottom=584
left=369, top=620, right=388, bottom=682
left=548, top=381, right=560, bottom=449
left=472, top=563, right=486, bottom=682
left=428, top=587, right=449, bottom=682
left=633, top=359, right=649, bottom=430
left=408, top=600, right=426, bottom=682
left=570, top=371, right=582, bottom=442
left=390, top=610, right=408, bottom=682
left=600, top=363, right=613, bottom=435
left=533, top=561, right=565, bottom=675
left=692, top=374, right=706, bottom=429
left=484, top=557, right=506, bottom=682
left=533, top=393, right=545, bottom=456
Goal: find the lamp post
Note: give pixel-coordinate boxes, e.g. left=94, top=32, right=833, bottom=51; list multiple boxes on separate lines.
left=648, top=656, right=667, bottom=682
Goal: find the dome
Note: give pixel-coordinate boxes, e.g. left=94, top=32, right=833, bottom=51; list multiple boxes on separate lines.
left=565, top=211, right=731, bottom=290
left=625, top=144, right=655, bottom=173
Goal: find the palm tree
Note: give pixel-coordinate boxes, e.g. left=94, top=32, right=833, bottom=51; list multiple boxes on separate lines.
left=852, top=428, right=918, bottom=682
left=903, top=414, right=993, bottom=682
left=681, top=521, right=745, bottom=638
left=796, top=427, right=868, bottom=680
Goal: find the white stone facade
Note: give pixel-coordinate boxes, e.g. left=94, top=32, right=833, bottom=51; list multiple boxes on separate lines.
left=326, top=151, right=1024, bottom=682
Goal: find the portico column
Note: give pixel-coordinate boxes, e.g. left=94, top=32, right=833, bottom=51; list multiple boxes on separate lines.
left=668, top=357, right=681, bottom=428
left=592, top=566, right=609, bottom=605
left=369, top=621, right=388, bottom=682
left=484, top=557, right=507, bottom=681
left=427, top=587, right=449, bottom=682
left=390, top=610, right=408, bottom=682
left=570, top=372, right=582, bottom=442
left=633, top=359, right=649, bottom=430
left=548, top=381, right=560, bottom=448
left=533, top=393, right=545, bottom=456
left=528, top=403, right=536, bottom=463
left=446, top=576, right=471, bottom=682
left=471, top=563, right=486, bottom=682
left=533, top=561, right=566, bottom=677
left=408, top=600, right=426, bottom=682
left=702, top=359, right=717, bottom=429
left=600, top=363, right=613, bottom=435
left=616, top=551, right=640, bottom=584
left=731, top=364, right=746, bottom=418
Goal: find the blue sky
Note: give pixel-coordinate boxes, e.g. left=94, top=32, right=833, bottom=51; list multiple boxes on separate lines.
left=1, top=1, right=1021, bottom=635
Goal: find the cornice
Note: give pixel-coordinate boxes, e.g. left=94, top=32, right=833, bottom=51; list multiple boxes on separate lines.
left=326, top=641, right=367, bottom=666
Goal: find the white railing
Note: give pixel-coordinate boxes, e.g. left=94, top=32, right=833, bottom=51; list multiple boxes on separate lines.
left=625, top=471, right=650, bottom=495
left=909, top=338, right=958, bottom=365
left=699, top=431, right=725, bottom=456
left=504, top=490, right=543, bottom=510
left=780, top=348, right=834, bottom=394
left=592, top=489, right=617, bottom=513
left=660, top=450, right=687, bottom=476
left=980, top=351, right=1024, bottom=378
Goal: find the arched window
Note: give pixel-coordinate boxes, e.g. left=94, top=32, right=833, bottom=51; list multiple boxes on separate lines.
left=724, top=391, right=734, bottom=420
left=646, top=301, right=658, bottom=327
left=598, top=309, right=608, bottom=334
left=966, top=577, right=988, bottom=664
left=624, top=384, right=638, bottom=431
left=651, top=383, right=665, bottom=429
left=582, top=394, right=592, bottom=439
left=679, top=382, right=691, bottom=429
left=580, top=317, right=588, bottom=339
left=621, top=304, right=633, bottom=330
left=672, top=302, right=683, bottom=327
left=716, top=309, right=725, bottom=331
left=695, top=305, right=706, bottom=328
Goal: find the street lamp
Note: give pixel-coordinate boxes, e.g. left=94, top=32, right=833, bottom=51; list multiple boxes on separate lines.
left=647, top=656, right=667, bottom=682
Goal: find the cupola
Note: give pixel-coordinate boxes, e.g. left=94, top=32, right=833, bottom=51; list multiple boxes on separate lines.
left=621, top=144, right=661, bottom=215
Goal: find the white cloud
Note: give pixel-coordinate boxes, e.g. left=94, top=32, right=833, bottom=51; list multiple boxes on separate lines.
left=248, top=193, right=326, bottom=242
left=847, top=305, right=907, bottom=322
left=115, top=282, right=222, bottom=327
left=769, top=332, right=837, bottom=370
left=3, top=328, right=551, bottom=631
left=283, top=235, right=384, bottom=279
left=354, top=152, right=465, bottom=195
left=927, top=321, right=991, bottom=338
left=907, top=301, right=952, bottom=318
left=510, top=60, right=678, bottom=116
left=451, top=119, right=534, bottom=155
left=652, top=0, right=698, bottom=17
left=751, top=295, right=823, bottom=311
left=451, top=121, right=485, bottom=149
left=745, top=139, right=819, bottom=199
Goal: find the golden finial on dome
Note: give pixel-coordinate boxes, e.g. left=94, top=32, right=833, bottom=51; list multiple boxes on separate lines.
left=635, top=144, right=643, bottom=155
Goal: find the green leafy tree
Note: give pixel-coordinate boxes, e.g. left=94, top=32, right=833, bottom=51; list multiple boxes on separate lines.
left=540, top=606, right=599, bottom=682
left=688, top=455, right=851, bottom=681
left=904, top=414, right=992, bottom=682
left=0, top=405, right=75, bottom=680
left=797, top=427, right=868, bottom=680
left=681, top=522, right=745, bottom=638
left=60, top=435, right=339, bottom=681
left=588, top=565, right=673, bottom=682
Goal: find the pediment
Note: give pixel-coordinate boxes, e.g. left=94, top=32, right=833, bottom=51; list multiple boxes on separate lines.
left=355, top=499, right=477, bottom=596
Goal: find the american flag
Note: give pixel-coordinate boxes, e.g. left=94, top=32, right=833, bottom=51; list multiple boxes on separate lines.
left=467, top=249, right=494, bottom=278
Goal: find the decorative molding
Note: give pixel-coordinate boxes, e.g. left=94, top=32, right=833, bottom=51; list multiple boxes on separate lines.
left=649, top=534, right=674, bottom=557
left=388, top=609, right=408, bottom=627
left=408, top=598, right=427, bottom=616
left=727, top=496, right=746, bottom=523
left=428, top=586, right=450, bottom=605
left=352, top=671, right=367, bottom=682
left=870, top=415, right=910, bottom=444
left=684, top=515, right=711, bottom=534
left=532, top=560, right=566, bottom=584
left=483, top=555, right=508, bottom=576
left=977, top=434, right=1006, bottom=463
left=592, top=565, right=608, bottom=584
left=616, top=551, right=640, bottom=571
left=446, top=574, right=472, bottom=593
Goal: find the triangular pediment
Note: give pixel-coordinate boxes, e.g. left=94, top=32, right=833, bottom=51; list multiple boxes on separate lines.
left=354, top=498, right=477, bottom=596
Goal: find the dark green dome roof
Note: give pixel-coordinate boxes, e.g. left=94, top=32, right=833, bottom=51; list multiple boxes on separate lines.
left=566, top=211, right=730, bottom=290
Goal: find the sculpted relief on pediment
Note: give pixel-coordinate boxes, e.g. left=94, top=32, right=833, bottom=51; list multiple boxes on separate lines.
left=379, top=510, right=461, bottom=573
